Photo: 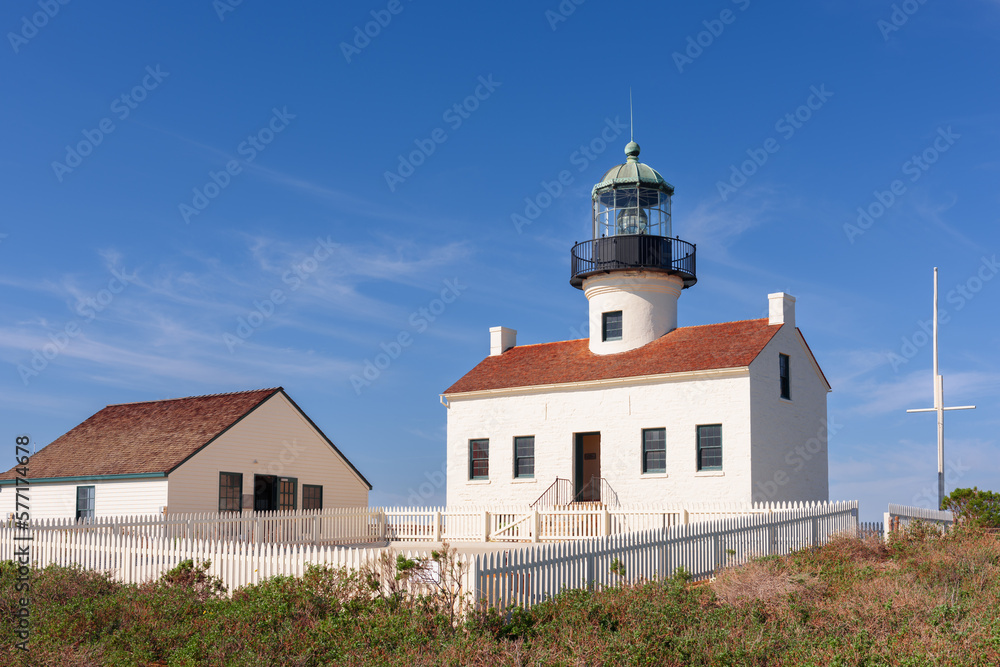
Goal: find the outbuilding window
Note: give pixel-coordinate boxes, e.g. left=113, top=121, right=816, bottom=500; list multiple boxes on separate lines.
left=779, top=354, right=791, bottom=400
left=302, top=484, right=323, bottom=511
left=697, top=424, right=723, bottom=471
left=470, top=439, right=489, bottom=479
left=642, top=428, right=666, bottom=474
left=219, top=472, right=242, bottom=512
left=602, top=311, right=623, bottom=342
left=279, top=477, right=297, bottom=511
left=75, top=485, right=95, bottom=521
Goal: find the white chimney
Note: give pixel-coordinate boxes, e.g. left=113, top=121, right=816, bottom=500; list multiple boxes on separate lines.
left=768, top=293, right=796, bottom=327
left=490, top=326, right=517, bottom=356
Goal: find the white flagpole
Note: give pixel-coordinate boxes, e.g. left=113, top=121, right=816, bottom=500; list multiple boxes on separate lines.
left=934, top=268, right=944, bottom=507
left=906, top=267, right=975, bottom=510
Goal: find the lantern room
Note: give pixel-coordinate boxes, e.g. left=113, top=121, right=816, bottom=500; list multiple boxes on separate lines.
left=570, top=141, right=697, bottom=291
left=592, top=141, right=673, bottom=238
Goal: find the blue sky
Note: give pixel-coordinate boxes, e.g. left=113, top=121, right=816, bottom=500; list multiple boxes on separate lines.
left=2, top=0, right=998, bottom=521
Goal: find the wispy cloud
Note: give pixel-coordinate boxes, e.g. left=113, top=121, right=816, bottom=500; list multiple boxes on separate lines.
left=132, top=118, right=466, bottom=229
left=904, top=191, right=986, bottom=252
left=2, top=235, right=475, bottom=390
left=683, top=186, right=786, bottom=263
left=840, top=369, right=998, bottom=416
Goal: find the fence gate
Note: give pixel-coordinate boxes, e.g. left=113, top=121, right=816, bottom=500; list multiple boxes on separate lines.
left=490, top=512, right=534, bottom=542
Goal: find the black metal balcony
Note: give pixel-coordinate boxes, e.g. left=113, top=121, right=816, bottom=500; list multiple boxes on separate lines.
left=570, top=235, right=697, bottom=289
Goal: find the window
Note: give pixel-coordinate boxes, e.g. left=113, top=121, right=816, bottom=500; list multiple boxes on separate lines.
left=470, top=439, right=489, bottom=479
left=219, top=472, right=242, bottom=512
left=514, top=436, right=535, bottom=478
left=779, top=353, right=791, bottom=400
left=697, top=425, right=723, bottom=471
left=602, top=311, right=623, bottom=342
left=75, top=486, right=95, bottom=521
left=642, top=428, right=666, bottom=474
left=302, top=484, right=323, bottom=511
left=279, top=477, right=297, bottom=511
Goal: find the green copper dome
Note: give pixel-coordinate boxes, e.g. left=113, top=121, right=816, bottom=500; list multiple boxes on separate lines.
left=591, top=141, right=674, bottom=198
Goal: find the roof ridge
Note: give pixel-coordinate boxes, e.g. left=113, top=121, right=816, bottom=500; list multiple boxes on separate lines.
left=106, top=387, right=281, bottom=408
left=502, top=339, right=587, bottom=350
left=504, top=318, right=773, bottom=350
left=444, top=318, right=786, bottom=395
left=679, top=317, right=771, bottom=328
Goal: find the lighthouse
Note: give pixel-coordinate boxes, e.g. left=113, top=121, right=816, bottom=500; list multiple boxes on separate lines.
left=444, top=134, right=830, bottom=510
left=570, top=141, right=697, bottom=355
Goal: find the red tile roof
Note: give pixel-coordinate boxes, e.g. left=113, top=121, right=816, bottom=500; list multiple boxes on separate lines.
left=0, top=389, right=280, bottom=481
left=444, top=319, right=783, bottom=394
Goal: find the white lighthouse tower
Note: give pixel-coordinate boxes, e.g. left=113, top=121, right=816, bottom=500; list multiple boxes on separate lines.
left=571, top=141, right=697, bottom=354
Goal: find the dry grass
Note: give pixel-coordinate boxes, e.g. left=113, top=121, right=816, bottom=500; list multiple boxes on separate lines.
left=711, top=558, right=825, bottom=609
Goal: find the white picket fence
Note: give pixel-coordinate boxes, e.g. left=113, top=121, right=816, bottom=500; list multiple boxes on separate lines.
left=14, top=501, right=842, bottom=545
left=476, top=501, right=860, bottom=610
left=18, top=508, right=382, bottom=545
left=0, top=524, right=471, bottom=596
left=883, top=503, right=955, bottom=540
left=1, top=501, right=860, bottom=610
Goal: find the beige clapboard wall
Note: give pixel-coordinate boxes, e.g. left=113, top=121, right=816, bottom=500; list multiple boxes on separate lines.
left=166, top=392, right=369, bottom=513
left=0, top=478, right=168, bottom=519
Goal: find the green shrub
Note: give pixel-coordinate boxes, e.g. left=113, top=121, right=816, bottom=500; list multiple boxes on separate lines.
left=159, top=559, right=226, bottom=600
left=943, top=487, right=1000, bottom=528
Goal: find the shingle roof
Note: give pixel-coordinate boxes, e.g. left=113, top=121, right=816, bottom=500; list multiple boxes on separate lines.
left=444, top=319, right=783, bottom=394
left=0, top=389, right=280, bottom=481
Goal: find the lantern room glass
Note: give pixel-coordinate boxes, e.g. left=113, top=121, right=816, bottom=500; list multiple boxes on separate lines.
left=593, top=187, right=672, bottom=239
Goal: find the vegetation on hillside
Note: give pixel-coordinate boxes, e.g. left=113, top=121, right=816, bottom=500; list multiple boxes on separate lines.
left=944, top=487, right=1000, bottom=529
left=2, top=524, right=999, bottom=665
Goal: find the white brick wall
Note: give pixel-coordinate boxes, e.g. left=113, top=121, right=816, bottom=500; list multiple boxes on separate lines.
left=446, top=370, right=756, bottom=507
left=446, top=330, right=830, bottom=508
left=748, top=324, right=830, bottom=503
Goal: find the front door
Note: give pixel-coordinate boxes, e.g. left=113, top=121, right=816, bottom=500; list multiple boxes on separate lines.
left=574, top=432, right=601, bottom=502
left=254, top=474, right=277, bottom=512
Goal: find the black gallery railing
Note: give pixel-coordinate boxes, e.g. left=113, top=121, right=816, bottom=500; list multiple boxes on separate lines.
left=570, top=235, right=697, bottom=288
